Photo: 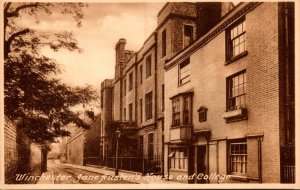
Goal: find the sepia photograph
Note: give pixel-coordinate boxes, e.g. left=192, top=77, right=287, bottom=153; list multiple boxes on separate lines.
left=1, top=0, right=298, bottom=189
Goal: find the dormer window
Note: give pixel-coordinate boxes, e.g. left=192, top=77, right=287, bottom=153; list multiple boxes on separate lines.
left=184, top=24, right=194, bottom=48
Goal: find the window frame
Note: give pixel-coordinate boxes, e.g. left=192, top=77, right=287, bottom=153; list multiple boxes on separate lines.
left=226, top=70, right=247, bottom=111
left=123, top=107, right=126, bottom=121
left=146, top=55, right=152, bottom=78
left=198, top=106, right=208, bottom=122
left=145, top=91, right=153, bottom=120
left=129, top=103, right=133, bottom=121
left=139, top=64, right=143, bottom=85
left=183, top=24, right=194, bottom=48
left=171, top=93, right=192, bottom=127
left=226, top=18, right=247, bottom=63
left=147, top=133, right=154, bottom=160
left=228, top=140, right=247, bottom=175
left=162, top=29, right=166, bottom=58
left=179, top=58, right=191, bottom=86
left=123, top=78, right=126, bottom=97
left=129, top=72, right=133, bottom=91
left=169, top=147, right=188, bottom=171
left=140, top=98, right=143, bottom=123
left=172, top=98, right=181, bottom=127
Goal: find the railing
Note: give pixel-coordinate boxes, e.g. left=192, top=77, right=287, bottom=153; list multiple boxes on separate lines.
left=84, top=154, right=163, bottom=175
left=281, top=165, right=295, bottom=183
left=85, top=157, right=105, bottom=166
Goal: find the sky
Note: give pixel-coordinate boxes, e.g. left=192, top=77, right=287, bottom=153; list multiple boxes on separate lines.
left=16, top=3, right=165, bottom=90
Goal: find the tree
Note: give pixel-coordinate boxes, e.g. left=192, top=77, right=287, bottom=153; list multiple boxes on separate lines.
left=4, top=2, right=97, bottom=144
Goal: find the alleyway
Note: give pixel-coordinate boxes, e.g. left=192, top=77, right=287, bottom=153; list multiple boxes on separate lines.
left=41, top=160, right=134, bottom=184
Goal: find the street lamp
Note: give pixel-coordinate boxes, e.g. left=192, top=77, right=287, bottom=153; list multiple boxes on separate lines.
left=115, top=128, right=121, bottom=176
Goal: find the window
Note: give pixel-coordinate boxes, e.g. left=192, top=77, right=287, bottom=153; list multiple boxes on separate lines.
left=140, top=98, right=143, bottom=123
left=227, top=71, right=247, bottom=111
left=172, top=94, right=192, bottom=126
left=162, top=84, right=165, bottom=111
left=148, top=133, right=154, bottom=160
left=123, top=108, right=126, bottom=121
left=162, top=29, right=166, bottom=57
left=184, top=25, right=193, bottom=48
left=145, top=92, right=153, bottom=120
left=227, top=19, right=246, bottom=61
left=172, top=99, right=180, bottom=126
left=169, top=148, right=188, bottom=170
left=229, top=142, right=247, bottom=174
left=139, top=135, right=144, bottom=156
left=183, top=96, right=190, bottom=124
left=146, top=55, right=151, bottom=78
left=129, top=103, right=133, bottom=121
left=129, top=72, right=133, bottom=91
left=179, top=59, right=190, bottom=85
left=123, top=78, right=126, bottom=96
left=139, top=65, right=143, bottom=84
left=198, top=106, right=208, bottom=122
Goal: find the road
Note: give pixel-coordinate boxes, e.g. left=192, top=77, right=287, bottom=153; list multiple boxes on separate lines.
left=46, top=160, right=134, bottom=184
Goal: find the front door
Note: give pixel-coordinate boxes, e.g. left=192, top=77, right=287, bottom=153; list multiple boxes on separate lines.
left=197, top=145, right=206, bottom=183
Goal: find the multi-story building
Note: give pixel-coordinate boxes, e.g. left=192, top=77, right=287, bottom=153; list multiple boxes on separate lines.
left=100, top=2, right=234, bottom=174
left=163, top=2, right=295, bottom=184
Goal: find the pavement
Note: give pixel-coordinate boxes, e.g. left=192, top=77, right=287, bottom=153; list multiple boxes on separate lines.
left=37, top=159, right=180, bottom=184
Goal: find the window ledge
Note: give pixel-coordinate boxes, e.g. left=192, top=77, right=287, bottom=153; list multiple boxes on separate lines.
left=225, top=51, right=248, bottom=65
left=169, top=169, right=188, bottom=172
left=178, top=80, right=190, bottom=87
left=223, top=107, right=248, bottom=123
left=228, top=174, right=249, bottom=182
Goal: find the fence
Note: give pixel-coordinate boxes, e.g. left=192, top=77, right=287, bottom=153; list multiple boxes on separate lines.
left=281, top=165, right=295, bottom=183
left=84, top=154, right=163, bottom=175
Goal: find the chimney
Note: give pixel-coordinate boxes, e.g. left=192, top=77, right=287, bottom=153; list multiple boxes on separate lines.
left=195, top=2, right=222, bottom=38
left=115, top=38, right=126, bottom=80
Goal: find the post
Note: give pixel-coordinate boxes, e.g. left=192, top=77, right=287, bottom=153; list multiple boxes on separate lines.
left=115, top=128, right=121, bottom=176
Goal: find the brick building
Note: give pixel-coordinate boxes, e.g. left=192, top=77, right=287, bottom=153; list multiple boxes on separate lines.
left=163, top=2, right=295, bottom=183
left=99, top=2, right=229, bottom=174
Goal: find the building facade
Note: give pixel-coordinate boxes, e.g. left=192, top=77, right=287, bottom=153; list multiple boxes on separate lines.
left=163, top=2, right=294, bottom=184
left=99, top=2, right=234, bottom=175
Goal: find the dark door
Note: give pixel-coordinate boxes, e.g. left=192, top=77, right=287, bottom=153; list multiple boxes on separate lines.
left=197, top=145, right=206, bottom=183
left=188, top=146, right=195, bottom=183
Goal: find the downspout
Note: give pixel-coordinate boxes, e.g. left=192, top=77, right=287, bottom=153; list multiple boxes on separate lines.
left=216, top=141, right=219, bottom=183
left=258, top=137, right=262, bottom=183
left=206, top=137, right=210, bottom=184
left=134, top=54, right=138, bottom=123
left=154, top=32, right=158, bottom=155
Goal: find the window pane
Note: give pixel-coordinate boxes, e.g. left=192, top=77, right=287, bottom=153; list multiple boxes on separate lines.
left=243, top=21, right=246, bottom=32
left=238, top=24, right=243, bottom=35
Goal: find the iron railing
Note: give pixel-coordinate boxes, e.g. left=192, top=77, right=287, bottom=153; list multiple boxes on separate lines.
left=84, top=154, right=163, bottom=175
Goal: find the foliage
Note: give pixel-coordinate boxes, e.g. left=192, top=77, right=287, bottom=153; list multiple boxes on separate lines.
left=4, top=2, right=97, bottom=143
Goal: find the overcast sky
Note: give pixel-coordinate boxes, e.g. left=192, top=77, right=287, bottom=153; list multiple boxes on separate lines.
left=19, top=3, right=165, bottom=89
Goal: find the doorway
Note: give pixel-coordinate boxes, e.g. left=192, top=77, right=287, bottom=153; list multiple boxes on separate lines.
left=197, top=145, right=207, bottom=183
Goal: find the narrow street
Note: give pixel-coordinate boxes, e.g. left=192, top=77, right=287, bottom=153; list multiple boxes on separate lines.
left=46, top=160, right=134, bottom=184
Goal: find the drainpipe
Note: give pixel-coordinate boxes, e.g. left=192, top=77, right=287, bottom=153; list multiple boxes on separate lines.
left=258, top=137, right=262, bottom=183
left=206, top=136, right=210, bottom=184
left=167, top=144, right=170, bottom=181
